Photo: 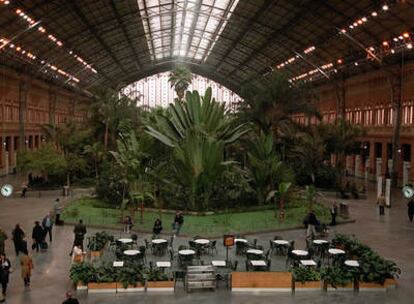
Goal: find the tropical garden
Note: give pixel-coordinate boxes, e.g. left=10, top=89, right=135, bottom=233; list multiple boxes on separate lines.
left=17, top=66, right=364, bottom=234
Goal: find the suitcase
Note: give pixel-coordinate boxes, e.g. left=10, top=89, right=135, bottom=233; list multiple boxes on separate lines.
left=40, top=242, right=48, bottom=251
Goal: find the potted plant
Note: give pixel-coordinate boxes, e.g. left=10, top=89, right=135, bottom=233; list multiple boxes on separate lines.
left=321, top=266, right=354, bottom=291
left=87, top=264, right=117, bottom=293
left=359, top=252, right=400, bottom=290
left=145, top=265, right=174, bottom=292
left=292, top=266, right=321, bottom=291
left=88, top=231, right=114, bottom=257
left=116, top=266, right=145, bottom=293
left=69, top=262, right=94, bottom=291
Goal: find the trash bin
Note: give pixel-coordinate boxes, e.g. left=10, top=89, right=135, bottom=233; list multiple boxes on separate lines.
left=339, top=202, right=349, bottom=219
left=63, top=185, right=70, bottom=197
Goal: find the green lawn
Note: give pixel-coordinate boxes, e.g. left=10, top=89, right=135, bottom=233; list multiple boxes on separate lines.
left=62, top=197, right=333, bottom=237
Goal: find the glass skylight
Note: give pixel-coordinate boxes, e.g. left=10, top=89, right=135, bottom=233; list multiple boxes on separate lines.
left=137, top=0, right=239, bottom=62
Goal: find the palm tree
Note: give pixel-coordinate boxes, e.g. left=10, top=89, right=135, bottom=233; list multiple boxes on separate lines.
left=239, top=72, right=320, bottom=136
left=291, top=128, right=326, bottom=185
left=267, top=182, right=292, bottom=220
left=83, top=142, right=104, bottom=178
left=145, top=87, right=250, bottom=210
left=247, top=132, right=292, bottom=205
left=90, top=87, right=138, bottom=149
left=168, top=65, right=192, bottom=101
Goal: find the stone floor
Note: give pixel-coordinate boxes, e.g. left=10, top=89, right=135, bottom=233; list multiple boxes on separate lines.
left=0, top=179, right=413, bottom=303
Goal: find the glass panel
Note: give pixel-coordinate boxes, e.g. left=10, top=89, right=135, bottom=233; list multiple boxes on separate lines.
left=137, top=0, right=240, bottom=60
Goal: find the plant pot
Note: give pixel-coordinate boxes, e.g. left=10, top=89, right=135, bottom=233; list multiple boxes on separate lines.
left=73, top=254, right=84, bottom=263
left=359, top=281, right=388, bottom=292
left=116, top=282, right=145, bottom=293
left=293, top=280, right=322, bottom=292
left=87, top=282, right=117, bottom=293
left=146, top=280, right=174, bottom=292
left=232, top=272, right=292, bottom=292
left=90, top=251, right=101, bottom=258
left=76, top=283, right=87, bottom=291
left=324, top=282, right=354, bottom=291
left=384, top=278, right=397, bottom=289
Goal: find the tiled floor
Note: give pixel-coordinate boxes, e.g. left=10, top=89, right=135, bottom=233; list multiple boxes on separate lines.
left=0, top=180, right=413, bottom=303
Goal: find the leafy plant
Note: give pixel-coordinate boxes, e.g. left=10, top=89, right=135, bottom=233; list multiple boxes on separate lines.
left=293, top=266, right=321, bottom=283
left=320, top=266, right=354, bottom=288
left=145, top=266, right=169, bottom=282
left=87, top=231, right=114, bottom=251
left=168, top=65, right=192, bottom=101
left=117, top=265, right=145, bottom=288
left=69, top=262, right=95, bottom=285
left=94, top=264, right=116, bottom=283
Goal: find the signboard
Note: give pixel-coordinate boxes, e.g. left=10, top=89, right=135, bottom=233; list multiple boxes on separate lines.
left=223, top=235, right=235, bottom=247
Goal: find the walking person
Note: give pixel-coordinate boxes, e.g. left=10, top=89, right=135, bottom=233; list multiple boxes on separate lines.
left=153, top=218, right=163, bottom=237
left=330, top=202, right=338, bottom=226
left=54, top=198, right=62, bottom=225
left=173, top=211, right=184, bottom=237
left=62, top=291, right=79, bottom=304
left=304, top=210, right=319, bottom=244
left=31, top=221, right=44, bottom=252
left=42, top=212, right=54, bottom=242
left=21, top=182, right=28, bottom=198
left=70, top=220, right=87, bottom=255
left=0, top=228, right=7, bottom=256
left=20, top=249, right=33, bottom=287
left=0, top=253, right=11, bottom=300
left=377, top=193, right=386, bottom=216
left=408, top=198, right=414, bottom=222
left=12, top=224, right=25, bottom=256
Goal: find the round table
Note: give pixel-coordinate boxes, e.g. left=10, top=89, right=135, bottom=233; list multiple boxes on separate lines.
left=234, top=238, right=248, bottom=243
left=123, top=249, right=140, bottom=256
left=246, top=249, right=264, bottom=255
left=194, top=239, right=210, bottom=245
left=273, top=240, right=289, bottom=245
left=328, top=248, right=345, bottom=255
left=345, top=260, right=360, bottom=267
left=178, top=249, right=196, bottom=255
left=292, top=249, right=309, bottom=256
left=118, top=238, right=133, bottom=244
left=152, top=239, right=168, bottom=244
left=313, top=239, right=329, bottom=245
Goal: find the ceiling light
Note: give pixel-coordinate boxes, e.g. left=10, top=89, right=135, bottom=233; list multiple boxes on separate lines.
left=341, top=29, right=347, bottom=33
left=393, top=37, right=399, bottom=42
left=349, top=25, right=354, bottom=29
left=407, top=43, right=413, bottom=49
left=357, top=19, right=363, bottom=25
left=362, top=17, right=367, bottom=22
left=371, top=11, right=378, bottom=17
left=382, top=4, right=389, bottom=11
left=382, top=41, right=389, bottom=46
left=5, top=0, right=10, bottom=4
left=353, top=22, right=358, bottom=27
left=403, top=32, right=410, bottom=38
left=337, top=59, right=343, bottom=64
left=399, top=36, right=404, bottom=40
left=16, top=9, right=21, bottom=14
left=391, top=49, right=395, bottom=54
left=354, top=62, right=359, bottom=66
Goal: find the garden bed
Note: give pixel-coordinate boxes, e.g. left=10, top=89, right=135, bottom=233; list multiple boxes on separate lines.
left=62, top=197, right=339, bottom=236
left=293, top=281, right=322, bottom=291
left=116, top=283, right=145, bottom=293
left=146, top=280, right=175, bottom=292
left=87, top=282, right=117, bottom=293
